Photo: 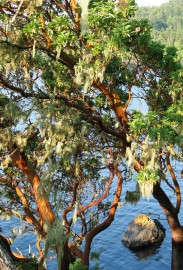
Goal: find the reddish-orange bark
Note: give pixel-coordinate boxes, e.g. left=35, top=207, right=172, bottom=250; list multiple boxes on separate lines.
left=10, top=182, right=45, bottom=236
left=9, top=148, right=55, bottom=225
left=77, top=170, right=115, bottom=215
left=94, top=81, right=129, bottom=130
left=82, top=167, right=123, bottom=267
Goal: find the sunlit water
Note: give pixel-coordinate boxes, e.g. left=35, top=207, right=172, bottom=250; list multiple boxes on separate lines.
left=1, top=164, right=183, bottom=270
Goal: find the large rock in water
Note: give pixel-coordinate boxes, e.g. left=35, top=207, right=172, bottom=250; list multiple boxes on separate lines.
left=122, top=214, right=165, bottom=248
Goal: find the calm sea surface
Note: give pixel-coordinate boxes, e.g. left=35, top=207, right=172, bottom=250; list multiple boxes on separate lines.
left=1, top=163, right=183, bottom=270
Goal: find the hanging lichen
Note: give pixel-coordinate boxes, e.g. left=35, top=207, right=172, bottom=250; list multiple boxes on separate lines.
left=0, top=155, right=12, bottom=169
left=135, top=168, right=158, bottom=200
left=10, top=0, right=24, bottom=25
left=77, top=0, right=90, bottom=35
left=73, top=201, right=78, bottom=225
left=44, top=219, right=70, bottom=270
left=138, top=180, right=154, bottom=200
left=126, top=147, right=134, bottom=167
left=32, top=39, right=36, bottom=58
left=75, top=60, right=105, bottom=91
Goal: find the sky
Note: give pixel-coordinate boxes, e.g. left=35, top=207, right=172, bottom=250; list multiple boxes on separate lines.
left=136, top=0, right=169, bottom=6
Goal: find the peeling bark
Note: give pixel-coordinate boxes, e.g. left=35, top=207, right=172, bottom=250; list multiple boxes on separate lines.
left=0, top=237, right=16, bottom=270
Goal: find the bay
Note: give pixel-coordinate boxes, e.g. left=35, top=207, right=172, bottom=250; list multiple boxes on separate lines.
left=1, top=163, right=182, bottom=270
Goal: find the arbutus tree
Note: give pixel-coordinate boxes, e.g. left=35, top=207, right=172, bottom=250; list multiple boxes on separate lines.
left=0, top=0, right=183, bottom=269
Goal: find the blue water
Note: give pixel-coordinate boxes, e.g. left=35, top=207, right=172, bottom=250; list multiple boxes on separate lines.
left=89, top=169, right=183, bottom=270
left=1, top=167, right=183, bottom=270
left=90, top=195, right=171, bottom=270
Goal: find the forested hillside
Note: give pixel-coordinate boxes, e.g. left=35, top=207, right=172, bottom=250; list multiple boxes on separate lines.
left=136, top=0, right=183, bottom=51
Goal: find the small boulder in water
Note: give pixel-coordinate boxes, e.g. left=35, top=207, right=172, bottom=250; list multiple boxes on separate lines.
left=122, top=214, right=165, bottom=248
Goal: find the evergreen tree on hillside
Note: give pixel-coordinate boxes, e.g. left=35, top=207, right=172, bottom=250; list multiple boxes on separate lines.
left=136, top=0, right=183, bottom=51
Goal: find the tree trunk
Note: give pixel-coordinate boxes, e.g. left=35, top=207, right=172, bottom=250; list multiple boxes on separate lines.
left=0, top=247, right=16, bottom=270
left=171, top=226, right=183, bottom=270
left=172, top=239, right=183, bottom=270
left=0, top=237, right=16, bottom=270
left=153, top=184, right=183, bottom=270
left=60, top=242, right=73, bottom=270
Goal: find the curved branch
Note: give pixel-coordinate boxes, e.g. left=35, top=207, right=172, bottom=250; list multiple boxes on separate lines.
left=166, top=152, right=181, bottom=213
left=68, top=243, right=83, bottom=259
left=9, top=181, right=45, bottom=237
left=153, top=183, right=180, bottom=231
left=77, top=170, right=115, bottom=216
left=39, top=17, right=52, bottom=49
left=93, top=81, right=129, bottom=130
left=70, top=0, right=80, bottom=29
left=124, top=85, right=132, bottom=110
left=9, top=148, right=55, bottom=225
left=1, top=39, right=129, bottom=133
left=0, top=74, right=126, bottom=140
left=0, top=73, right=32, bottom=98
left=164, top=178, right=176, bottom=192
left=62, top=182, right=79, bottom=232
left=82, top=167, right=123, bottom=266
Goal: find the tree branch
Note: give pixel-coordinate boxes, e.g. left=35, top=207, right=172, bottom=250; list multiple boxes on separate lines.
left=166, top=152, right=181, bottom=213
left=9, top=181, right=45, bottom=237
left=77, top=170, right=115, bottom=216
left=82, top=167, right=123, bottom=266
left=153, top=183, right=180, bottom=231
left=9, top=148, right=55, bottom=225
